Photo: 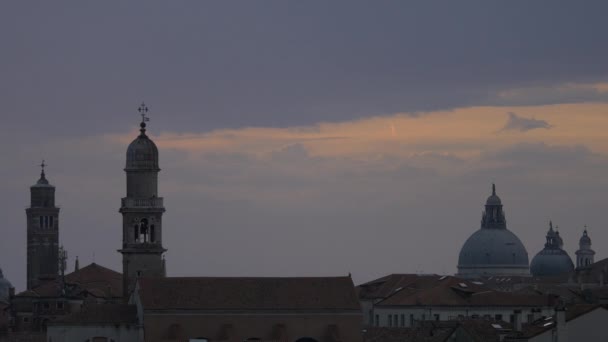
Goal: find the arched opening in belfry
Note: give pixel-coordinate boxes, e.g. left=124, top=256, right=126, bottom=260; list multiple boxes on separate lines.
left=138, top=218, right=150, bottom=243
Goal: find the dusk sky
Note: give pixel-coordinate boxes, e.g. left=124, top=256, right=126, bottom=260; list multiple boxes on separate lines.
left=2, top=2, right=608, bottom=291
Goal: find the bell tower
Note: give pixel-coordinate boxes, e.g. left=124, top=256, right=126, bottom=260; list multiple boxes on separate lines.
left=118, top=104, right=166, bottom=298
left=576, top=227, right=595, bottom=269
left=25, top=161, right=60, bottom=289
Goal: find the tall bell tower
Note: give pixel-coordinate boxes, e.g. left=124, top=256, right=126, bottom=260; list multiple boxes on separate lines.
left=118, top=104, right=166, bottom=298
left=26, top=161, right=60, bottom=289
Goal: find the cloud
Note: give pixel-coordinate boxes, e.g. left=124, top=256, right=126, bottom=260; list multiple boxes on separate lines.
left=501, top=112, right=552, bottom=132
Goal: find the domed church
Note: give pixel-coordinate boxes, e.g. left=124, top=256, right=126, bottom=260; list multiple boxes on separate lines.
left=530, top=222, right=574, bottom=277
left=457, top=184, right=530, bottom=278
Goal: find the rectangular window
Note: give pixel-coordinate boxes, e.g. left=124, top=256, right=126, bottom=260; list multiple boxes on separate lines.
left=369, top=310, right=373, bottom=325
left=43, top=303, right=50, bottom=310
left=388, top=314, right=392, bottom=327
left=495, top=314, right=503, bottom=321
left=510, top=314, right=515, bottom=323
left=394, top=315, right=398, bottom=327
left=375, top=315, right=379, bottom=327
left=422, top=314, right=426, bottom=321
left=39, top=216, right=43, bottom=228
left=435, top=314, right=440, bottom=321
left=44, top=216, right=49, bottom=228
left=56, top=302, right=64, bottom=309
left=401, top=314, right=405, bottom=327
left=527, top=314, right=534, bottom=323
left=49, top=216, right=54, bottom=228
left=410, top=314, right=414, bottom=326
left=23, top=317, right=29, bottom=323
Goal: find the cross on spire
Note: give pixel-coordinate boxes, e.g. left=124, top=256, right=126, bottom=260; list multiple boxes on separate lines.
left=138, top=102, right=150, bottom=136
left=138, top=102, right=149, bottom=123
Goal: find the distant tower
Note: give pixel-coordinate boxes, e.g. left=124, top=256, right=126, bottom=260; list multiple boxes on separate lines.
left=575, top=227, right=595, bottom=269
left=25, top=161, right=60, bottom=289
left=118, top=104, right=166, bottom=299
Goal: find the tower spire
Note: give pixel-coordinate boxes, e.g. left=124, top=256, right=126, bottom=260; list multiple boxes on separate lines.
left=492, top=183, right=496, bottom=196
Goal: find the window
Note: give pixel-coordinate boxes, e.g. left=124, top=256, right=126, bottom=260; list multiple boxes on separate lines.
left=23, top=317, right=30, bottom=323
left=388, top=314, right=392, bottom=327
left=49, top=216, right=54, bottom=228
left=421, top=314, right=426, bottom=321
left=434, top=314, right=440, bottom=321
left=39, top=216, right=43, bottom=228
left=509, top=314, right=515, bottom=323
left=400, top=314, right=405, bottom=327
left=394, top=315, right=398, bottom=327
left=375, top=315, right=379, bottom=327
left=368, top=310, right=373, bottom=325
left=43, top=303, right=50, bottom=310
left=527, top=314, right=534, bottom=323
left=410, top=314, right=414, bottom=326
left=471, top=314, right=479, bottom=319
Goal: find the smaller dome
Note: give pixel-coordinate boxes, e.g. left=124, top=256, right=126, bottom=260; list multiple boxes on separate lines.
left=580, top=230, right=591, bottom=245
left=125, top=122, right=159, bottom=171
left=530, top=222, right=575, bottom=277
left=530, top=249, right=574, bottom=277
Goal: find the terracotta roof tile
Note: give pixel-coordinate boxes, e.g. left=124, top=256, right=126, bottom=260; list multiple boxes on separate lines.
left=138, top=276, right=360, bottom=311
left=16, top=263, right=122, bottom=299
left=50, top=303, right=137, bottom=325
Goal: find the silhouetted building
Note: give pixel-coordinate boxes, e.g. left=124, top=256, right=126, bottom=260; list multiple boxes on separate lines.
left=26, top=164, right=60, bottom=289
left=119, top=110, right=167, bottom=299
left=457, top=184, right=530, bottom=278
left=576, top=228, right=595, bottom=269
left=530, top=222, right=574, bottom=277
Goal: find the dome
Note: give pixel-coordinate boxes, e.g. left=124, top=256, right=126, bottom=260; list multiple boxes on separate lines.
left=530, top=249, right=574, bottom=277
left=457, top=184, right=530, bottom=278
left=458, top=228, right=530, bottom=275
left=529, top=222, right=575, bottom=277
left=125, top=122, right=159, bottom=171
left=0, top=268, right=12, bottom=303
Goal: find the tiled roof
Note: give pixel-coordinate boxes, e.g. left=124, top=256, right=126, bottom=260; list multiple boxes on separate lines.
left=511, top=305, right=605, bottom=339
left=50, top=303, right=137, bottom=325
left=15, top=263, right=122, bottom=299
left=358, top=274, right=443, bottom=300
left=363, top=323, right=457, bottom=342
left=138, top=276, right=360, bottom=311
left=457, top=320, right=513, bottom=342
left=376, top=277, right=552, bottom=307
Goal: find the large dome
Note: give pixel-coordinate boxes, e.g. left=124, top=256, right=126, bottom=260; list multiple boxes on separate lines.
left=530, top=249, right=574, bottom=277
left=125, top=122, right=159, bottom=171
left=457, top=184, right=530, bottom=278
left=458, top=228, right=529, bottom=276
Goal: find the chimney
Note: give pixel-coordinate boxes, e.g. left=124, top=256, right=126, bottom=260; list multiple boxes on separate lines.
left=555, top=306, right=568, bottom=342
left=532, top=308, right=542, bottom=321
left=74, top=256, right=80, bottom=272
left=513, top=310, right=522, bottom=332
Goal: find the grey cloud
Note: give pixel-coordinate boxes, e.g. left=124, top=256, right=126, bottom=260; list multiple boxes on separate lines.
left=501, top=113, right=552, bottom=132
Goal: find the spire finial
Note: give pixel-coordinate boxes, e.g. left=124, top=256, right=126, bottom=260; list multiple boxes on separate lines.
left=138, top=102, right=150, bottom=135
left=492, top=183, right=496, bottom=195
left=550, top=220, right=553, bottom=230
left=40, top=159, right=46, bottom=178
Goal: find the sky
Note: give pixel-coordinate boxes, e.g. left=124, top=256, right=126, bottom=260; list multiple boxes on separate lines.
left=2, top=1, right=608, bottom=291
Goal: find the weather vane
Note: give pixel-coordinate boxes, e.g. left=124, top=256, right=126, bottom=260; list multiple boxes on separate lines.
left=138, top=102, right=150, bottom=123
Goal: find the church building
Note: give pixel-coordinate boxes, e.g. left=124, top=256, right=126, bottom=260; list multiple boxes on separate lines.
left=457, top=185, right=530, bottom=278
